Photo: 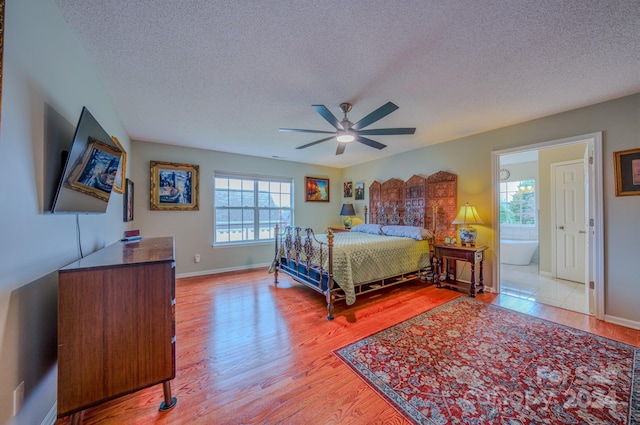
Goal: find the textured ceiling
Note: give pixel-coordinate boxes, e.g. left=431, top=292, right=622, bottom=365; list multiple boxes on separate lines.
left=54, top=0, right=640, bottom=168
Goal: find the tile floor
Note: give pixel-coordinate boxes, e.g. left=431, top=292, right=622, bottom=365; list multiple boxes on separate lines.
left=500, top=263, right=588, bottom=314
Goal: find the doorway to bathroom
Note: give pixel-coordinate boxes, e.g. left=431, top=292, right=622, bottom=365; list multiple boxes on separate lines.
left=493, top=133, right=604, bottom=318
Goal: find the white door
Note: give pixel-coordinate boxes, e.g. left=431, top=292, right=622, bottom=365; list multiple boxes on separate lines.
left=553, top=161, right=586, bottom=283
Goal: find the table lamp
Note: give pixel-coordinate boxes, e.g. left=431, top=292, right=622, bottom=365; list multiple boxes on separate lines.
left=452, top=203, right=483, bottom=246
left=340, top=203, right=356, bottom=229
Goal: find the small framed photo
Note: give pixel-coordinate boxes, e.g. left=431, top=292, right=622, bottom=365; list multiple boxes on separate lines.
left=67, top=137, right=123, bottom=201
left=343, top=181, right=353, bottom=198
left=355, top=181, right=365, bottom=200
left=150, top=160, right=199, bottom=210
left=111, top=136, right=126, bottom=194
left=305, top=176, right=330, bottom=202
left=123, top=179, right=134, bottom=222
left=614, top=148, right=640, bottom=196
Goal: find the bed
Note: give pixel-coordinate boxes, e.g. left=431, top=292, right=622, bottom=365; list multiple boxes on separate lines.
left=271, top=171, right=458, bottom=320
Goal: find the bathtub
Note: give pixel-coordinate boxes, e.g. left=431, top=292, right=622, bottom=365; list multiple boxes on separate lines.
left=500, top=240, right=539, bottom=265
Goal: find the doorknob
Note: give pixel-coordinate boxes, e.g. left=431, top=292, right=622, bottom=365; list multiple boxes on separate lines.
left=558, top=226, right=565, bottom=230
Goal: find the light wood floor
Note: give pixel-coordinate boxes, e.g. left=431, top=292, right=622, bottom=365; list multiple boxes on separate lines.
left=55, top=269, right=639, bottom=425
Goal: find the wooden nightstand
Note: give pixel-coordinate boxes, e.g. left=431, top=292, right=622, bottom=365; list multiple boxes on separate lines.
left=328, top=227, right=350, bottom=233
left=433, top=244, right=488, bottom=297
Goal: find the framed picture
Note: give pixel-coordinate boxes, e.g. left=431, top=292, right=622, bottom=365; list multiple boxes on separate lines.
left=150, top=160, right=199, bottom=210
left=0, top=0, right=4, bottom=130
left=343, top=181, right=353, bottom=198
left=355, top=181, right=365, bottom=200
left=111, top=136, right=126, bottom=194
left=305, top=176, right=330, bottom=202
left=66, top=137, right=123, bottom=201
left=614, top=148, right=640, bottom=196
left=123, top=179, right=134, bottom=222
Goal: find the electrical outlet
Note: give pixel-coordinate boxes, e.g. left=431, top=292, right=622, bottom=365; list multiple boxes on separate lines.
left=13, top=381, right=24, bottom=416
left=194, top=254, right=200, bottom=263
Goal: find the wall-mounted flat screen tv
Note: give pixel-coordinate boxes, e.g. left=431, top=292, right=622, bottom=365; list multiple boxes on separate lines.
left=50, top=107, right=122, bottom=213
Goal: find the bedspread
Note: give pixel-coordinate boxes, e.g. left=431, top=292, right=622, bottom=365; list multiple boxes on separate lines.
left=277, top=230, right=430, bottom=305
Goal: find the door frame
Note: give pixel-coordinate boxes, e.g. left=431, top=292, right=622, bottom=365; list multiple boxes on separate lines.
left=491, top=132, right=604, bottom=319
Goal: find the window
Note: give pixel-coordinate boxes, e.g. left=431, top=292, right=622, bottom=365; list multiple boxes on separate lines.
left=500, top=179, right=536, bottom=225
left=214, top=172, right=293, bottom=245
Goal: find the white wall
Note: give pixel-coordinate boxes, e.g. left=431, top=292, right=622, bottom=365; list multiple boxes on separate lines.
left=0, top=0, right=131, bottom=423
left=130, top=140, right=343, bottom=276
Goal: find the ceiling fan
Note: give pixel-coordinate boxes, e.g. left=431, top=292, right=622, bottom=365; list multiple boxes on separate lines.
left=279, top=102, right=416, bottom=155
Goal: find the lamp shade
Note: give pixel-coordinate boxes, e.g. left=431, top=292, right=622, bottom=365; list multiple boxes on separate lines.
left=452, top=203, right=483, bottom=246
left=340, top=203, right=356, bottom=229
left=452, top=203, right=484, bottom=225
left=340, top=203, right=356, bottom=216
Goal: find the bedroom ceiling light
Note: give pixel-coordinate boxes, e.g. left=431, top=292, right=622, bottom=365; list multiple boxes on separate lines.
left=452, top=203, right=484, bottom=246
left=336, top=129, right=355, bottom=143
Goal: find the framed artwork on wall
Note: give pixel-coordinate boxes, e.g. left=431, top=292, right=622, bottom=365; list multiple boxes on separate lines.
left=150, top=160, right=200, bottom=210
left=343, top=181, right=353, bottom=198
left=305, top=176, right=330, bottom=202
left=66, top=137, right=123, bottom=201
left=614, top=148, right=640, bottom=196
left=110, top=136, right=126, bottom=194
left=355, top=181, right=364, bottom=200
left=123, top=179, right=134, bottom=222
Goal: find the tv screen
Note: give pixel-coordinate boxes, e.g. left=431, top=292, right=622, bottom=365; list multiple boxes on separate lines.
left=50, top=107, right=122, bottom=213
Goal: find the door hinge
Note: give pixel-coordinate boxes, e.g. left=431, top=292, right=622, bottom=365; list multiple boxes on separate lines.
left=589, top=218, right=594, bottom=227
left=589, top=156, right=593, bottom=165
left=589, top=281, right=595, bottom=289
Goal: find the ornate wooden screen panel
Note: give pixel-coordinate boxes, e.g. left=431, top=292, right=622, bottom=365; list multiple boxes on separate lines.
left=426, top=171, right=457, bottom=244
left=405, top=174, right=427, bottom=227
left=368, top=181, right=381, bottom=224
left=368, top=171, right=457, bottom=236
left=380, top=178, right=405, bottom=224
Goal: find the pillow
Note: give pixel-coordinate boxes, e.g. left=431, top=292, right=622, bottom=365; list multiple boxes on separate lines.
left=350, top=224, right=383, bottom=235
left=381, top=225, right=434, bottom=241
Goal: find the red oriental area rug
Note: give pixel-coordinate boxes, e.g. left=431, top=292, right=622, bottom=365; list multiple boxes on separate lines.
left=334, top=297, right=639, bottom=424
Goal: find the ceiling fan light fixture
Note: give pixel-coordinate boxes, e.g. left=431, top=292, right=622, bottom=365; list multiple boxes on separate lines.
left=336, top=130, right=355, bottom=143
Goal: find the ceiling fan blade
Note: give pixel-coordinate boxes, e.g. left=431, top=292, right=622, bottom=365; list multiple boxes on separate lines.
left=312, top=105, right=343, bottom=130
left=295, top=136, right=335, bottom=150
left=335, top=142, right=347, bottom=155
left=357, top=128, right=416, bottom=136
left=352, top=102, right=399, bottom=130
left=279, top=128, right=335, bottom=134
left=356, top=136, right=387, bottom=150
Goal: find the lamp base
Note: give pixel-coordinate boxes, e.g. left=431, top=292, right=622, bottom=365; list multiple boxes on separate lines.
left=458, top=227, right=477, bottom=247
left=343, top=217, right=352, bottom=229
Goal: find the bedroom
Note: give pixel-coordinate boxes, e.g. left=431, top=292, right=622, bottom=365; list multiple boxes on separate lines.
left=1, top=0, right=639, bottom=424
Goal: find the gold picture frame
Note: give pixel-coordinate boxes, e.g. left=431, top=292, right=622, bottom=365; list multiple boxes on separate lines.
left=111, top=136, right=126, bottom=194
left=305, top=176, right=330, bottom=202
left=66, top=137, right=123, bottom=201
left=614, top=148, right=640, bottom=196
left=150, top=160, right=199, bottom=210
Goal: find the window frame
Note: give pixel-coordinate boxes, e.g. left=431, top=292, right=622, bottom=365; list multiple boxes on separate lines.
left=213, top=171, right=293, bottom=246
left=499, top=179, right=536, bottom=226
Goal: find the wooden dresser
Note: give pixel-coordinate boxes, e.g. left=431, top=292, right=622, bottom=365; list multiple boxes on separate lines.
left=57, top=237, right=177, bottom=421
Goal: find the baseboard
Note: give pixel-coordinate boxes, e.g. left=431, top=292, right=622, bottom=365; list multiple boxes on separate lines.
left=41, top=402, right=56, bottom=425
left=538, top=270, right=552, bottom=277
left=177, top=262, right=271, bottom=279
left=604, top=314, right=640, bottom=330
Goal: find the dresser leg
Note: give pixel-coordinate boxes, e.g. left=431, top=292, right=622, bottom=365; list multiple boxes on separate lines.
left=159, top=381, right=177, bottom=411
left=70, top=411, right=84, bottom=425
